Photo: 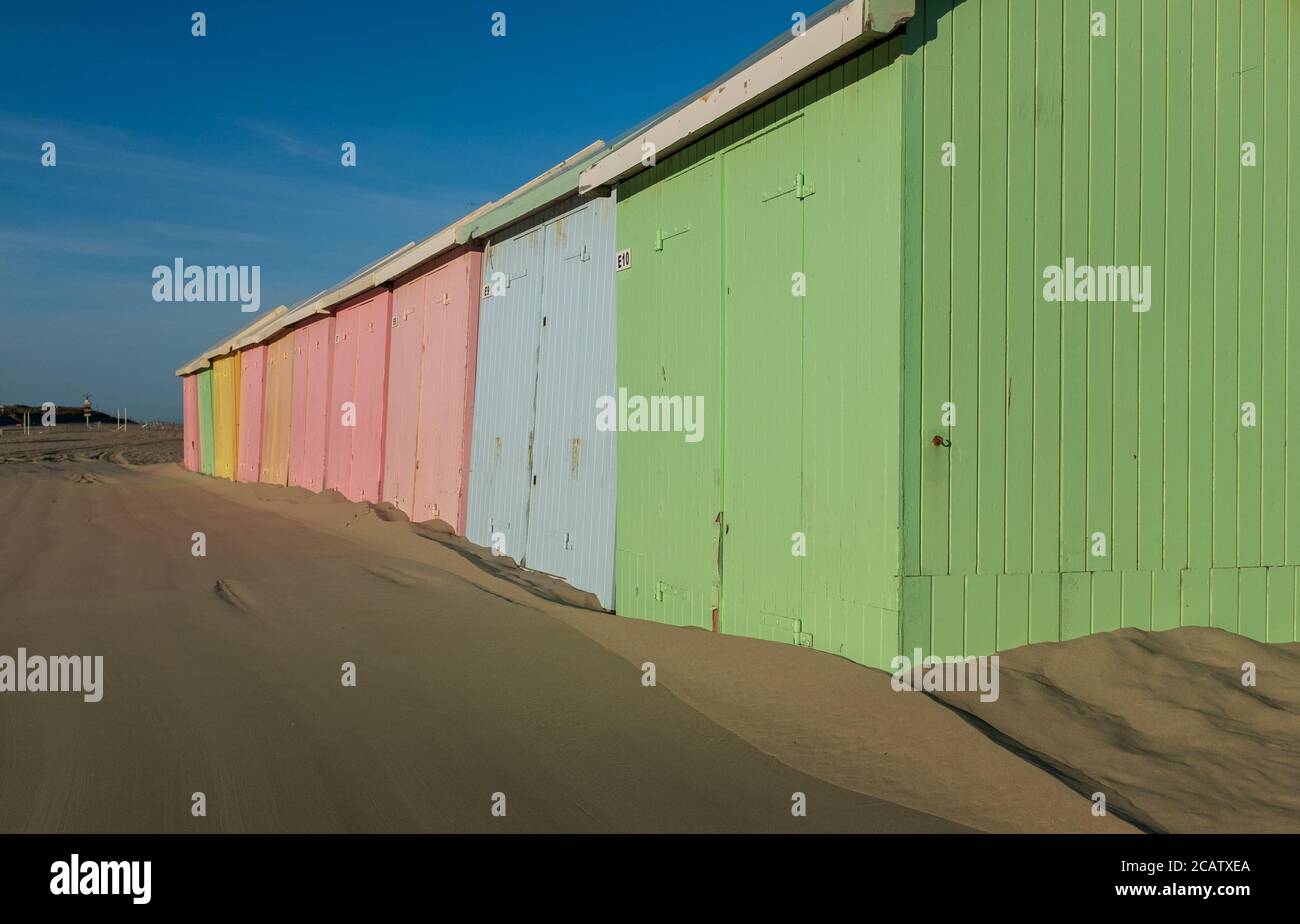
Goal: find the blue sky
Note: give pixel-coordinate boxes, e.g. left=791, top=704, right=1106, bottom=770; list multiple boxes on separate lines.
left=0, top=0, right=805, bottom=420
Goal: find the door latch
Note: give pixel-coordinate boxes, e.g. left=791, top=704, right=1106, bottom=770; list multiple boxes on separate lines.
left=762, top=172, right=816, bottom=202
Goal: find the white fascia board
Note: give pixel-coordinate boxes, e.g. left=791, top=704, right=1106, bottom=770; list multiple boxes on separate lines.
left=253, top=237, right=427, bottom=342
left=579, top=0, right=913, bottom=192
left=175, top=307, right=286, bottom=375
left=229, top=157, right=558, bottom=349
left=226, top=305, right=288, bottom=351
left=365, top=225, right=461, bottom=288
left=208, top=305, right=289, bottom=357
left=455, top=140, right=608, bottom=242
left=195, top=138, right=603, bottom=358
left=264, top=214, right=481, bottom=340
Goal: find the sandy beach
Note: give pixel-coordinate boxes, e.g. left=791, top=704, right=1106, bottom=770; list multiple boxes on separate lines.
left=1, top=437, right=1295, bottom=832
left=0, top=425, right=183, bottom=466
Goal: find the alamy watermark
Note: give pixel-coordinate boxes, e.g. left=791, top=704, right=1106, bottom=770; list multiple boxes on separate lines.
left=890, top=648, right=1000, bottom=703
left=152, top=258, right=261, bottom=313
left=596, top=388, right=704, bottom=443
left=50, top=854, right=150, bottom=904
left=0, top=648, right=103, bottom=702
left=1042, top=259, right=1152, bottom=313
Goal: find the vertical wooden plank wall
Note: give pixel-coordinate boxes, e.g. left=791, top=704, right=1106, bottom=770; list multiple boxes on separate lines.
left=902, top=0, right=1299, bottom=656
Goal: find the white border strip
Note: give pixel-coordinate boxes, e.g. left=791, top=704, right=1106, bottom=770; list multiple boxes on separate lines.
left=579, top=0, right=912, bottom=192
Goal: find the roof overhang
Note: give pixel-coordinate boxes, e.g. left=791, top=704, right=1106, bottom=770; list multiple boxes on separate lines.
left=174, top=305, right=289, bottom=376
left=251, top=200, right=499, bottom=344
left=230, top=304, right=293, bottom=350
left=578, top=0, right=914, bottom=192
left=175, top=0, right=917, bottom=374
left=455, top=140, right=608, bottom=243
left=261, top=240, right=422, bottom=338
left=243, top=140, right=614, bottom=348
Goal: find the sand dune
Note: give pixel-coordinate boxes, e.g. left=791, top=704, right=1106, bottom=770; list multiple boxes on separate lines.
left=146, top=465, right=1137, bottom=833
left=930, top=629, right=1300, bottom=833
left=2, top=453, right=1291, bottom=832
left=0, top=459, right=964, bottom=832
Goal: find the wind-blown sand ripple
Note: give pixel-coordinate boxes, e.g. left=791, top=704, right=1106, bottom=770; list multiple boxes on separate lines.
left=3, top=456, right=1291, bottom=832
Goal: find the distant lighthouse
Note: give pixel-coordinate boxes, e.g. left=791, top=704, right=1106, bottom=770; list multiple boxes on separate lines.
left=83, top=393, right=92, bottom=427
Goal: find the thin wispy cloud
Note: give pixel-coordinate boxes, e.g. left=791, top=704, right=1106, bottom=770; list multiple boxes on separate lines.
left=0, top=110, right=494, bottom=226
left=0, top=0, right=798, bottom=419
left=0, top=228, right=156, bottom=258
left=235, top=118, right=336, bottom=165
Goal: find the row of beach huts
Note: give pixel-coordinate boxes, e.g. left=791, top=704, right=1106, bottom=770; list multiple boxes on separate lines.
left=181, top=0, right=1300, bottom=669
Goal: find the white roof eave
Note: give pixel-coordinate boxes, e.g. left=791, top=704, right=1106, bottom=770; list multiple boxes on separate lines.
left=578, top=0, right=914, bottom=192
